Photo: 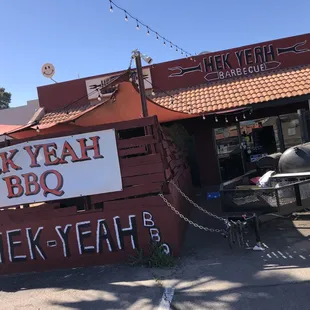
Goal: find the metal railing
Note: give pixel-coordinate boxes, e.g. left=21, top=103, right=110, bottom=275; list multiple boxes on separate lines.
left=220, top=176, right=310, bottom=214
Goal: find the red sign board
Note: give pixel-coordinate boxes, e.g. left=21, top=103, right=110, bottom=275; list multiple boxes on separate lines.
left=151, top=33, right=310, bottom=91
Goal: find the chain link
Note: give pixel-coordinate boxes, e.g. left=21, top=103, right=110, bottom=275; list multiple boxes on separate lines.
left=169, top=180, right=228, bottom=223
left=158, top=194, right=225, bottom=234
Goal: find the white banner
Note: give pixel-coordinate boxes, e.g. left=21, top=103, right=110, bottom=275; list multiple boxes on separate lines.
left=0, top=129, right=122, bottom=208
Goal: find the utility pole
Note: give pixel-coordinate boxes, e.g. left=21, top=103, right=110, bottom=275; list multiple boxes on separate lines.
left=132, top=50, right=149, bottom=118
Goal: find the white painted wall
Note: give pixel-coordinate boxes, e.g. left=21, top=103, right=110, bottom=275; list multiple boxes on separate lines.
left=0, top=99, right=39, bottom=125
left=0, top=99, right=40, bottom=142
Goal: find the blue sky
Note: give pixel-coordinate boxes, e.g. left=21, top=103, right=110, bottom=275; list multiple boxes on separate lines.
left=1, top=0, right=309, bottom=107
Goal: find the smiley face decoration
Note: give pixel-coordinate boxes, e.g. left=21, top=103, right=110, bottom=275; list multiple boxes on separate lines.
left=41, top=63, right=55, bottom=79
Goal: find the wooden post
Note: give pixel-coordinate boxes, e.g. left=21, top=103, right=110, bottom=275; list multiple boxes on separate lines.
left=236, top=122, right=247, bottom=174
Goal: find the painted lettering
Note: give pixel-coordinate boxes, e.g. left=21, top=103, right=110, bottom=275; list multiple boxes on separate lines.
left=143, top=211, right=155, bottom=227
left=59, top=141, right=80, bottom=164
left=254, top=46, right=264, bottom=63
left=76, top=136, right=104, bottom=161
left=43, top=143, right=60, bottom=166
left=161, top=243, right=171, bottom=255
left=222, top=53, right=232, bottom=69
left=150, top=228, right=161, bottom=242
left=2, top=175, right=24, bottom=198
left=214, top=55, right=222, bottom=70
left=22, top=172, right=40, bottom=196
left=113, top=215, right=139, bottom=250
left=203, top=56, right=215, bottom=72
left=55, top=224, right=72, bottom=258
left=244, top=49, right=253, bottom=64
left=23, top=145, right=42, bottom=168
left=6, top=229, right=27, bottom=262
left=0, top=149, right=22, bottom=174
left=263, top=44, right=275, bottom=62
left=96, top=219, right=116, bottom=253
left=26, top=227, right=46, bottom=260
left=40, top=170, right=64, bottom=197
left=235, top=50, right=243, bottom=67
left=76, top=221, right=95, bottom=254
left=218, top=71, right=224, bottom=79
left=3, top=170, right=64, bottom=199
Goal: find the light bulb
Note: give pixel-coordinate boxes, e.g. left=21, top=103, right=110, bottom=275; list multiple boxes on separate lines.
left=129, top=77, right=133, bottom=82
left=215, top=116, right=218, bottom=122
left=225, top=117, right=228, bottom=123
left=203, top=115, right=206, bottom=120
left=136, top=20, right=139, bottom=30
left=156, top=33, right=159, bottom=40
left=110, top=5, right=113, bottom=12
left=98, top=95, right=101, bottom=101
left=147, top=28, right=150, bottom=35
left=170, top=42, right=173, bottom=49
left=235, top=116, right=238, bottom=122
left=181, top=51, right=184, bottom=55
left=151, top=91, right=155, bottom=96
left=163, top=40, right=166, bottom=46
left=176, top=47, right=178, bottom=52
left=124, top=12, right=128, bottom=21
left=243, top=113, right=246, bottom=119
left=36, top=126, right=40, bottom=133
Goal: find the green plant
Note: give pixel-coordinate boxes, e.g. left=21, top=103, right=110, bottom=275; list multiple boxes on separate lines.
left=128, top=242, right=175, bottom=268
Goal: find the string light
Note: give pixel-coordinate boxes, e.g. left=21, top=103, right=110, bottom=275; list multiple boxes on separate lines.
left=108, top=0, right=193, bottom=58
left=97, top=95, right=102, bottom=101
left=151, top=90, right=155, bottom=96
left=235, top=116, right=238, bottom=122
left=215, top=115, right=218, bottom=122
left=202, top=115, right=206, bottom=120
left=163, top=40, right=166, bottom=46
left=243, top=113, right=246, bottom=119
left=225, top=117, right=228, bottom=123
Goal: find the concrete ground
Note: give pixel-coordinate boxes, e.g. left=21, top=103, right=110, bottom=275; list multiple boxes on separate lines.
left=1, top=195, right=310, bottom=309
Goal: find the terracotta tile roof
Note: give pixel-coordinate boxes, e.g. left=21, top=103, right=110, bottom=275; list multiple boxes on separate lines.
left=38, top=95, right=114, bottom=127
left=151, top=65, right=310, bottom=114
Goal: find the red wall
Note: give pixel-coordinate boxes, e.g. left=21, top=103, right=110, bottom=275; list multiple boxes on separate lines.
left=0, top=196, right=184, bottom=274
left=150, top=33, right=310, bottom=91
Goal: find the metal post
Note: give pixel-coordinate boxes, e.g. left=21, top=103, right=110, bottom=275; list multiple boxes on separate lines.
left=133, top=51, right=148, bottom=118
left=294, top=184, right=302, bottom=207
left=297, top=109, right=309, bottom=143
left=236, top=122, right=247, bottom=174
left=276, top=116, right=285, bottom=152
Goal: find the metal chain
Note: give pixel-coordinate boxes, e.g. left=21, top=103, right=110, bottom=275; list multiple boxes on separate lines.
left=158, top=194, right=225, bottom=234
left=169, top=180, right=228, bottom=223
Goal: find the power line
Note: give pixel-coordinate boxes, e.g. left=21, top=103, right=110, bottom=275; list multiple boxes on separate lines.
left=109, top=0, right=195, bottom=59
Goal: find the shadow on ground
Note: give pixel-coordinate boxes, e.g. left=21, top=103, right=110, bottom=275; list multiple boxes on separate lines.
left=1, top=190, right=310, bottom=309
